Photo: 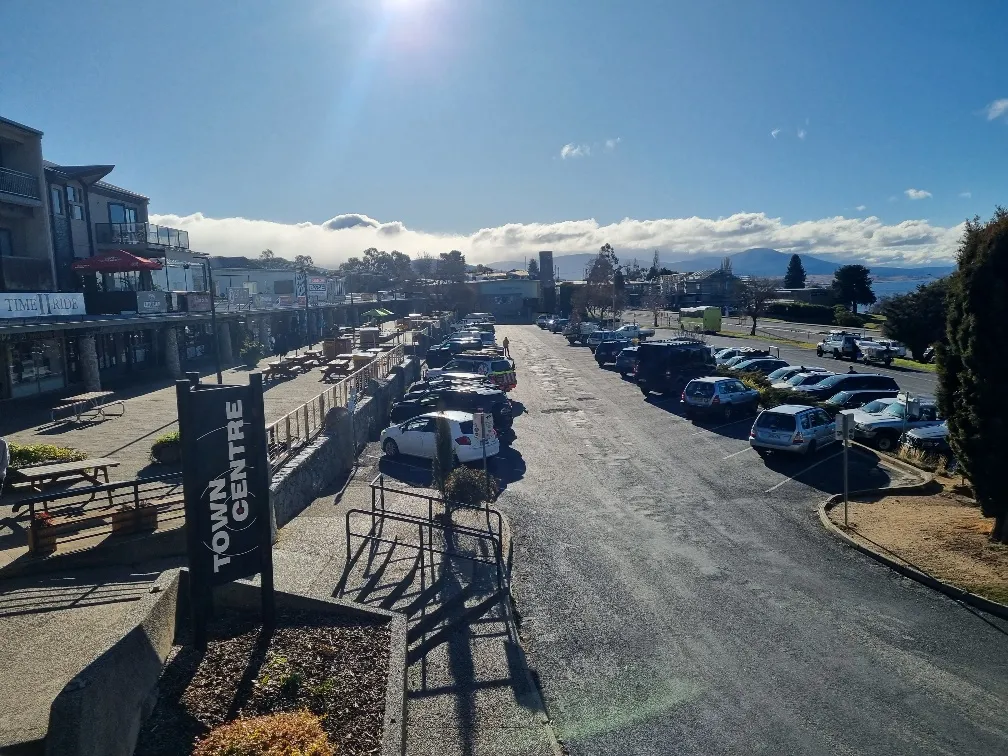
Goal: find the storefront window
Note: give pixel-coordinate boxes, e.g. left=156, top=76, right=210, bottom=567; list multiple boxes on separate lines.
left=7, top=338, right=67, bottom=398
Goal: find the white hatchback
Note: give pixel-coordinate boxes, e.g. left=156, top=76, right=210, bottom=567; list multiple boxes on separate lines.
left=380, top=411, right=500, bottom=464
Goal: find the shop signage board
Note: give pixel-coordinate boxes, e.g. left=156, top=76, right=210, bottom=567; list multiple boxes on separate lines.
left=176, top=373, right=274, bottom=649
left=308, top=277, right=327, bottom=300
left=136, top=291, right=168, bottom=314
left=1, top=292, right=86, bottom=319
left=183, top=292, right=213, bottom=312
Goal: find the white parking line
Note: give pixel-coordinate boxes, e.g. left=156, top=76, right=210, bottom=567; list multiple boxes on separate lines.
left=690, top=417, right=753, bottom=436
left=764, top=450, right=843, bottom=494
left=722, top=447, right=751, bottom=461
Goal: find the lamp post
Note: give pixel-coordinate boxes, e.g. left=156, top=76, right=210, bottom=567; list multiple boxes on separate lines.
left=194, top=255, right=223, bottom=384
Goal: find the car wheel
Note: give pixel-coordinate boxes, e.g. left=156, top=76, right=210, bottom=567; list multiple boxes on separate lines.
left=722, top=404, right=733, bottom=422
left=756, top=448, right=769, bottom=459
left=383, top=439, right=399, bottom=458
left=832, top=350, right=840, bottom=359
left=806, top=439, right=818, bottom=456
left=452, top=453, right=461, bottom=468
left=750, top=399, right=759, bottom=415
left=876, top=435, right=895, bottom=452
left=619, top=371, right=628, bottom=378
left=816, top=347, right=823, bottom=357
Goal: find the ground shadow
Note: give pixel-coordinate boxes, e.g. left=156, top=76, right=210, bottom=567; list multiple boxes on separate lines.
left=759, top=444, right=899, bottom=495
left=491, top=447, right=526, bottom=490
left=378, top=456, right=435, bottom=487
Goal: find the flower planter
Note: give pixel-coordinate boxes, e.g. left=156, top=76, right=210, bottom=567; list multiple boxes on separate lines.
left=111, top=506, right=159, bottom=536
left=150, top=441, right=181, bottom=465
left=28, top=525, right=56, bottom=556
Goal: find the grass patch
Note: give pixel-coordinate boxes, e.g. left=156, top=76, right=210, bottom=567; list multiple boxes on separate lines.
left=717, top=330, right=818, bottom=351
left=193, top=711, right=332, bottom=756
left=893, top=357, right=937, bottom=373
left=8, top=443, right=87, bottom=469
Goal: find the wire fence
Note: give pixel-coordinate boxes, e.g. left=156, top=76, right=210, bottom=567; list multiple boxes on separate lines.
left=265, top=344, right=406, bottom=472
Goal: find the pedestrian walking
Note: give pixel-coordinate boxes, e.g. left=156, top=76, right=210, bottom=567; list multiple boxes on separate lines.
left=502, top=336, right=510, bottom=358
left=0, top=435, right=9, bottom=495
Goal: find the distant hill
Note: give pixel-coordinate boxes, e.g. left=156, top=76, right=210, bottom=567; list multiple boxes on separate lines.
left=488, top=248, right=954, bottom=281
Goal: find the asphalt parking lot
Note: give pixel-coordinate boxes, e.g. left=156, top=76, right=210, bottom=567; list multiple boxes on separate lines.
left=482, top=325, right=1007, bottom=756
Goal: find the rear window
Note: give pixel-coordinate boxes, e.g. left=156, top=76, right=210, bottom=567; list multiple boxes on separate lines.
left=458, top=420, right=474, bottom=435
left=491, top=361, right=511, bottom=372
left=756, top=412, right=797, bottom=432
left=686, top=381, right=715, bottom=397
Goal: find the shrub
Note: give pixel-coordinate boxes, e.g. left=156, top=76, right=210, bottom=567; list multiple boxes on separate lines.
left=832, top=305, right=867, bottom=328
left=240, top=339, right=267, bottom=369
left=8, top=443, right=87, bottom=470
left=431, top=415, right=455, bottom=496
left=193, top=711, right=333, bottom=756
left=149, top=431, right=181, bottom=464
left=721, top=368, right=822, bottom=410
left=444, top=466, right=498, bottom=505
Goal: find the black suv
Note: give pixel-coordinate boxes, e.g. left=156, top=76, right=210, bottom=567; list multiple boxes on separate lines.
left=390, top=386, right=513, bottom=429
left=425, top=337, right=482, bottom=368
left=595, top=338, right=633, bottom=366
left=794, top=372, right=899, bottom=401
left=636, top=339, right=716, bottom=396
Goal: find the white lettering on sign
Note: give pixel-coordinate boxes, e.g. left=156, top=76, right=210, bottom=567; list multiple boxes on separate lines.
left=209, top=399, right=250, bottom=573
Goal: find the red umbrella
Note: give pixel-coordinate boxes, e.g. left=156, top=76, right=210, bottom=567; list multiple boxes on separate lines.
left=71, top=250, right=163, bottom=272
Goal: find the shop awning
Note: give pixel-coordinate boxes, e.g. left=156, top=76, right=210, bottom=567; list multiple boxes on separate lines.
left=71, top=250, right=163, bottom=273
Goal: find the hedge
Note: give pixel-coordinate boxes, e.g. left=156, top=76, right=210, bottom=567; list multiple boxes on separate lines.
left=765, top=301, right=837, bottom=324
left=717, top=367, right=823, bottom=410
left=149, top=430, right=181, bottom=464
left=8, top=443, right=87, bottom=470
left=444, top=466, right=498, bottom=505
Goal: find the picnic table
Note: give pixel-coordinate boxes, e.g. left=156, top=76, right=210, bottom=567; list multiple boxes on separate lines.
left=50, top=391, right=124, bottom=424
left=8, top=457, right=121, bottom=499
left=320, top=358, right=352, bottom=383
left=263, top=360, right=298, bottom=383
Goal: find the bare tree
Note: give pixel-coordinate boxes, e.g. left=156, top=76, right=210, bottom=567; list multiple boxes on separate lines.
left=259, top=249, right=275, bottom=261
left=642, top=288, right=665, bottom=328
left=735, top=277, right=779, bottom=336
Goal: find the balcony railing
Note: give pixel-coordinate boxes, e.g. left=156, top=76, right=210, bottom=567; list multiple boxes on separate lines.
left=94, top=222, right=189, bottom=250
left=0, top=255, right=54, bottom=292
left=0, top=166, right=41, bottom=202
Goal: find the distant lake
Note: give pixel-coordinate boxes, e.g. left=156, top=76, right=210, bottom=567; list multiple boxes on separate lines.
left=871, top=276, right=948, bottom=297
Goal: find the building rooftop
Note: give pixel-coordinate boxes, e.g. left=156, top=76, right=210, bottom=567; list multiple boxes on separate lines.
left=0, top=115, right=43, bottom=136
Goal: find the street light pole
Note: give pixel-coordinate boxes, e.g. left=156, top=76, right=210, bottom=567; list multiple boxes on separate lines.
left=201, top=256, right=223, bottom=384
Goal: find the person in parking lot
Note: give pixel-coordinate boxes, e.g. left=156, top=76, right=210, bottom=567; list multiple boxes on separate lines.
left=848, top=366, right=857, bottom=374
left=502, top=336, right=511, bottom=358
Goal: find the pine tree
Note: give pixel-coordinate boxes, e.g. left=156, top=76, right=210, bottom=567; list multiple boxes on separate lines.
left=937, top=209, right=1008, bottom=542
left=784, top=254, right=806, bottom=288
left=831, top=264, right=875, bottom=312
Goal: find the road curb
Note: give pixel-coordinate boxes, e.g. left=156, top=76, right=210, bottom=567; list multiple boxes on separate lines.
left=819, top=493, right=1008, bottom=621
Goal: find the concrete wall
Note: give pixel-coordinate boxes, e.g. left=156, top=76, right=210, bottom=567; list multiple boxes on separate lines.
left=268, top=357, right=420, bottom=532
left=45, top=570, right=181, bottom=756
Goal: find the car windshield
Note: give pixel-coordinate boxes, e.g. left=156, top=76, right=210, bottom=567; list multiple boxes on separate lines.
left=715, top=349, right=734, bottom=358
left=827, top=391, right=853, bottom=403
left=884, top=402, right=907, bottom=419
left=862, top=399, right=893, bottom=414
left=756, top=412, right=797, bottom=432
left=767, top=367, right=796, bottom=381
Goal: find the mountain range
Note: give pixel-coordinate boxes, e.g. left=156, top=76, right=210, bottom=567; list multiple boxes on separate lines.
left=490, top=248, right=955, bottom=281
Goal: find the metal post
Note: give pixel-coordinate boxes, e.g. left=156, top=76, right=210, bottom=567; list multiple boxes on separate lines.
left=843, top=435, right=849, bottom=527
left=302, top=268, right=311, bottom=349
left=203, top=257, right=223, bottom=384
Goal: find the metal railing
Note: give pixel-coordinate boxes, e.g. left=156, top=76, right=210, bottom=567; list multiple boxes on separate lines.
left=95, top=222, right=190, bottom=250
left=265, top=343, right=406, bottom=472
left=0, top=166, right=41, bottom=201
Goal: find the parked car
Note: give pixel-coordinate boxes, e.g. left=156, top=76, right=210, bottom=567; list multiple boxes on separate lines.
left=549, top=317, right=569, bottom=333
left=612, top=323, right=656, bottom=341
left=565, top=321, right=600, bottom=345
left=390, top=386, right=512, bottom=430
left=615, top=346, right=639, bottom=378
left=682, top=376, right=760, bottom=421
left=750, top=405, right=838, bottom=457
left=426, top=336, right=483, bottom=367
left=722, top=355, right=753, bottom=369
left=426, top=355, right=517, bottom=391
left=900, top=422, right=950, bottom=454
left=819, top=388, right=900, bottom=412
left=767, top=365, right=828, bottom=384
left=792, top=372, right=900, bottom=401
left=587, top=330, right=625, bottom=351
left=595, top=337, right=634, bottom=366
left=715, top=347, right=767, bottom=365
left=536, top=314, right=551, bottom=329
left=773, top=371, right=837, bottom=390
left=853, top=396, right=902, bottom=416
left=852, top=396, right=942, bottom=451
left=410, top=372, right=498, bottom=393
left=857, top=338, right=898, bottom=367
left=816, top=333, right=860, bottom=360
left=636, top=339, right=716, bottom=397
left=381, top=411, right=500, bottom=464
left=728, top=357, right=790, bottom=375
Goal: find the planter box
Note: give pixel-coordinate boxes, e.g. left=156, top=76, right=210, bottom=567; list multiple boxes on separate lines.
left=28, top=525, right=56, bottom=556
left=110, top=507, right=159, bottom=536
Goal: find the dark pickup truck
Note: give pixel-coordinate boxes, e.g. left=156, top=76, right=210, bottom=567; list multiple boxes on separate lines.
left=595, top=338, right=633, bottom=367
left=636, top=339, right=716, bottom=397
left=390, top=386, right=513, bottom=430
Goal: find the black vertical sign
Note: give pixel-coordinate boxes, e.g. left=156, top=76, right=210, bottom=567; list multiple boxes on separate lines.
left=177, top=374, right=274, bottom=649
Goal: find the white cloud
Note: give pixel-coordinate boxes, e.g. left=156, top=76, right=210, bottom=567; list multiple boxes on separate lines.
left=904, top=188, right=932, bottom=200
left=855, top=205, right=867, bottom=212
left=150, top=209, right=966, bottom=268
left=983, top=98, right=1008, bottom=121
left=797, top=128, right=807, bottom=140
left=959, top=191, right=972, bottom=199
left=604, top=137, right=621, bottom=151
left=560, top=143, right=591, bottom=159
left=771, top=128, right=781, bottom=139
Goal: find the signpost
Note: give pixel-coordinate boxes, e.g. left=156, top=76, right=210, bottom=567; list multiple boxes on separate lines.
left=835, top=409, right=856, bottom=527
left=176, top=372, right=274, bottom=650
left=473, top=411, right=493, bottom=476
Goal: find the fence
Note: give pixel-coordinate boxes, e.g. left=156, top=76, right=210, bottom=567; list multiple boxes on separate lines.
left=265, top=343, right=406, bottom=472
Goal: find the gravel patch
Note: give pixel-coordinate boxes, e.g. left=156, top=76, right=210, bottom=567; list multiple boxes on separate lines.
left=135, top=609, right=390, bottom=756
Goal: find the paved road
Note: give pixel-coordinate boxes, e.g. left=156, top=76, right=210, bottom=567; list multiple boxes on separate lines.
left=496, top=325, right=1007, bottom=756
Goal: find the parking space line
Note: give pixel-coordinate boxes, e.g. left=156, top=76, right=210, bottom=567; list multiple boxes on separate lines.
left=764, top=450, right=843, bottom=494
left=722, top=447, right=751, bottom=461
left=689, top=417, right=752, bottom=436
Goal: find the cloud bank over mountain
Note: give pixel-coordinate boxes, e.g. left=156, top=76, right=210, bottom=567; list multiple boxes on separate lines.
left=151, top=210, right=966, bottom=269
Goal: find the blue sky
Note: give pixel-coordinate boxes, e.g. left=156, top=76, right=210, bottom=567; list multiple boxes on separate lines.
left=2, top=0, right=1006, bottom=266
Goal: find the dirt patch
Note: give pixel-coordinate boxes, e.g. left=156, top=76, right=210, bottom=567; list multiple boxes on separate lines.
left=135, top=609, right=390, bottom=756
left=830, top=481, right=1008, bottom=605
